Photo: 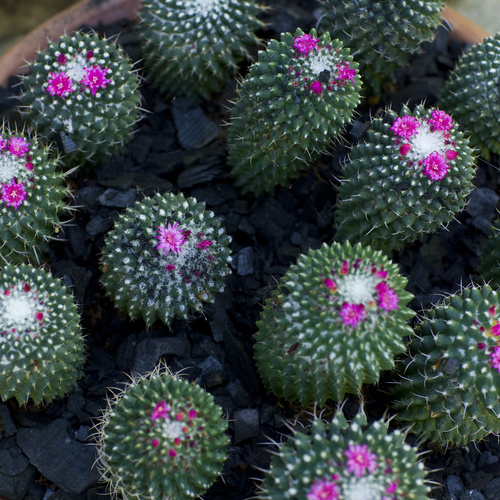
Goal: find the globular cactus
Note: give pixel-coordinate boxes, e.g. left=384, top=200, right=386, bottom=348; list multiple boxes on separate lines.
left=95, top=364, right=229, bottom=500
left=318, top=0, right=444, bottom=95
left=253, top=241, right=414, bottom=406
left=334, top=105, right=476, bottom=253
left=392, top=284, right=500, bottom=446
left=0, top=263, right=84, bottom=405
left=20, top=31, right=140, bottom=165
left=0, top=123, right=70, bottom=265
left=478, top=218, right=500, bottom=286
left=139, top=0, right=264, bottom=100
left=227, top=28, right=362, bottom=195
left=99, top=191, right=232, bottom=327
left=257, top=411, right=430, bottom=500
left=439, top=33, right=500, bottom=159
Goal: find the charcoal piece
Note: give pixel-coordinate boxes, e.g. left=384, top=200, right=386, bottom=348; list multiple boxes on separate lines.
left=85, top=215, right=114, bottom=237
left=97, top=188, right=136, bottom=208
left=0, top=464, right=35, bottom=500
left=0, top=447, right=30, bottom=476
left=227, top=380, right=250, bottom=407
left=233, top=247, right=254, bottom=276
left=447, top=475, right=465, bottom=499
left=0, top=403, right=16, bottom=437
left=466, top=188, right=500, bottom=234
left=233, top=409, right=259, bottom=444
left=459, top=490, right=485, bottom=500
left=177, top=163, right=225, bottom=189
left=484, top=477, right=500, bottom=500
left=197, top=355, right=226, bottom=388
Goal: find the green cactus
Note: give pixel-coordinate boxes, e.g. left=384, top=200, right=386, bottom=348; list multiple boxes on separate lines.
left=139, top=0, right=264, bottom=100
left=19, top=31, right=140, bottom=165
left=0, top=124, right=71, bottom=265
left=439, top=33, right=500, bottom=160
left=95, top=364, right=229, bottom=500
left=478, top=218, right=500, bottom=286
left=392, top=284, right=500, bottom=446
left=258, top=411, right=430, bottom=500
left=0, top=263, right=84, bottom=405
left=99, top=191, right=232, bottom=327
left=334, top=105, right=476, bottom=253
left=318, top=0, right=444, bottom=95
left=227, top=28, right=362, bottom=195
left=253, top=241, right=414, bottom=406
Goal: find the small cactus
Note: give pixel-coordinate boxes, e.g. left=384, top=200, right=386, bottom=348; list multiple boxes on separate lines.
left=95, top=364, right=229, bottom=500
left=392, top=284, right=500, bottom=446
left=99, top=191, right=232, bottom=327
left=0, top=263, right=84, bottom=405
left=318, top=0, right=444, bottom=95
left=334, top=105, right=476, bottom=253
left=439, top=33, right=500, bottom=160
left=257, top=411, right=430, bottom=500
left=139, top=0, right=264, bottom=100
left=253, top=241, right=414, bottom=406
left=227, top=28, right=362, bottom=195
left=0, top=123, right=70, bottom=265
left=20, top=31, right=140, bottom=165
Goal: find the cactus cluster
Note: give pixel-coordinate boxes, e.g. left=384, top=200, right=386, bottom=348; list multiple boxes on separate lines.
left=334, top=105, right=476, bottom=253
left=95, top=365, right=229, bottom=500
left=99, top=191, right=232, bottom=327
left=227, top=28, right=362, bottom=195
left=258, top=411, right=429, bottom=500
left=20, top=31, right=140, bottom=165
left=139, top=0, right=264, bottom=100
left=0, top=123, right=70, bottom=265
left=318, top=0, right=444, bottom=94
left=254, top=241, right=414, bottom=406
left=392, top=284, right=500, bottom=446
left=0, top=263, right=84, bottom=405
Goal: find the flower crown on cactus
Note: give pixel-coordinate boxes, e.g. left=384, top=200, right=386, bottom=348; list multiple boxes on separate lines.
left=94, top=364, right=229, bottom=500
left=253, top=241, right=414, bottom=406
left=392, top=284, right=500, bottom=446
left=334, top=104, right=476, bottom=253
left=20, top=31, right=140, bottom=165
left=257, top=411, right=429, bottom=500
left=318, top=0, right=444, bottom=95
left=0, top=123, right=71, bottom=265
left=99, top=191, right=232, bottom=326
left=439, top=33, right=500, bottom=160
left=139, top=0, right=264, bottom=100
left=227, top=28, right=362, bottom=195
left=0, top=264, right=84, bottom=405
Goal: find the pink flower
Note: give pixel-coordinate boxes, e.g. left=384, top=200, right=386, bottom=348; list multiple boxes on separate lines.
left=165, top=264, right=176, bottom=272
left=336, top=62, right=357, bottom=83
left=86, top=50, right=94, bottom=61
left=156, top=222, right=186, bottom=256
left=35, top=312, right=44, bottom=321
left=80, top=65, right=112, bottom=96
left=490, top=324, right=500, bottom=336
left=390, top=116, right=420, bottom=140
left=428, top=109, right=453, bottom=131
left=46, top=71, right=74, bottom=97
left=306, top=479, right=340, bottom=500
left=8, top=137, right=30, bottom=158
left=188, top=409, right=197, bottom=419
left=311, top=81, right=323, bottom=95
left=491, top=346, right=500, bottom=372
left=0, top=137, right=7, bottom=150
left=151, top=401, right=170, bottom=421
left=339, top=261, right=349, bottom=276
left=399, top=143, right=411, bottom=156
left=151, top=438, right=159, bottom=447
left=293, top=34, right=319, bottom=55
left=375, top=282, right=399, bottom=311
left=1, top=180, right=27, bottom=210
left=489, top=306, right=496, bottom=316
left=196, top=240, right=213, bottom=251
left=422, top=152, right=449, bottom=181
left=57, top=54, right=67, bottom=65
left=445, top=150, right=458, bottom=160
left=340, top=303, right=366, bottom=327
left=344, top=443, right=378, bottom=477
left=386, top=482, right=398, bottom=494
left=324, top=278, right=338, bottom=292
left=169, top=449, right=177, bottom=457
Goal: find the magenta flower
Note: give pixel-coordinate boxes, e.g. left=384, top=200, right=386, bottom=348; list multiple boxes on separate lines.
left=336, top=62, right=357, bottom=83
left=428, top=109, right=453, bottom=131
left=445, top=150, right=458, bottom=160
left=306, top=478, right=340, bottom=500
left=340, top=303, right=366, bottom=327
left=196, top=240, right=213, bottom=252
left=491, top=346, right=500, bottom=372
left=1, top=180, right=27, bottom=210
left=390, top=116, right=420, bottom=140
left=399, top=143, right=411, bottom=156
left=386, top=482, right=398, bottom=494
left=324, top=278, right=338, bottom=292
left=0, top=137, right=7, bottom=150
left=57, top=54, right=67, bottom=65
left=156, top=222, right=186, bottom=256
left=422, top=152, right=449, bottom=181
left=151, top=401, right=170, bottom=421
left=311, top=81, right=323, bottom=95
left=375, top=282, right=399, bottom=311
left=344, top=443, right=378, bottom=477
left=339, top=260, right=349, bottom=276
left=80, top=65, right=112, bottom=96
left=293, top=34, right=319, bottom=55
left=46, top=71, right=74, bottom=97
left=8, top=137, right=30, bottom=158
left=490, top=324, right=500, bottom=336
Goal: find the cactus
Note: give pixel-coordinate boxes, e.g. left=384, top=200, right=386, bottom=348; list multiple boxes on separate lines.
left=478, top=218, right=500, bottom=286
left=0, top=123, right=71, bottom=265
left=439, top=33, right=500, bottom=160
left=334, top=105, right=476, bottom=253
left=20, top=31, right=140, bottom=165
left=227, top=28, right=362, bottom=196
left=392, top=284, right=500, bottom=446
left=318, top=0, right=444, bottom=95
left=0, top=263, right=84, bottom=405
left=138, top=0, right=264, bottom=100
left=257, top=411, right=430, bottom=500
left=95, top=364, right=229, bottom=500
left=253, top=241, right=414, bottom=406
left=99, top=191, right=232, bottom=327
